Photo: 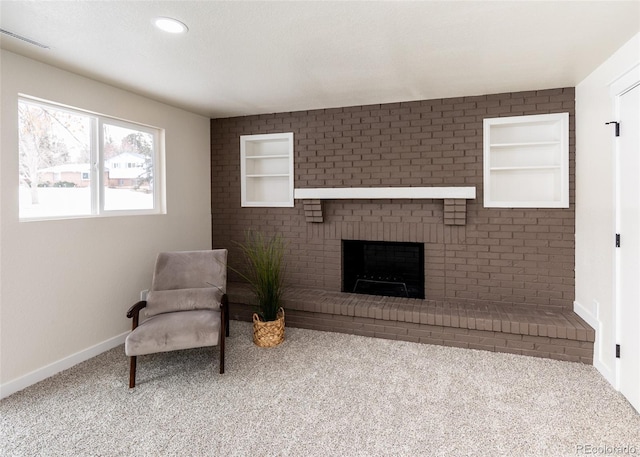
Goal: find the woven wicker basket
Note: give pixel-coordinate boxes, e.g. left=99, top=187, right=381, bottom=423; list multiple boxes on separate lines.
left=252, top=307, right=285, bottom=348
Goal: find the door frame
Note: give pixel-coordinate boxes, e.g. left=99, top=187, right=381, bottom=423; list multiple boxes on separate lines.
left=610, top=63, right=640, bottom=392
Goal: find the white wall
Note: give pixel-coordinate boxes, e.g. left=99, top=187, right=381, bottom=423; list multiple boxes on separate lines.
left=575, top=33, right=640, bottom=385
left=0, top=51, right=212, bottom=396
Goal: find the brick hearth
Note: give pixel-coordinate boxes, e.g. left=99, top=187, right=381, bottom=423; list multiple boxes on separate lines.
left=228, top=283, right=594, bottom=363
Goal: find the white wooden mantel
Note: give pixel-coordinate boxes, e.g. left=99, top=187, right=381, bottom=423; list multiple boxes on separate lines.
left=294, top=186, right=476, bottom=224
left=294, top=186, right=475, bottom=200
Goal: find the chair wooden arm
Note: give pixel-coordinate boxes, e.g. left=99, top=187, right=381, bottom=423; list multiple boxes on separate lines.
left=127, top=300, right=147, bottom=318
left=126, top=300, right=147, bottom=331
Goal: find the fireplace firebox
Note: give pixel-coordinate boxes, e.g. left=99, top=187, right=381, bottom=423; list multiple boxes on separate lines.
left=342, top=240, right=425, bottom=299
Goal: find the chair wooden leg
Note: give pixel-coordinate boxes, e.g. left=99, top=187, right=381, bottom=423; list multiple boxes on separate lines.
left=220, top=322, right=225, bottom=374
left=129, top=356, right=137, bottom=388
left=223, top=296, right=230, bottom=337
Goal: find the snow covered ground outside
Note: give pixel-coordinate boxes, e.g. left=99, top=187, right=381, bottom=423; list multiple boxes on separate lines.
left=19, top=186, right=154, bottom=219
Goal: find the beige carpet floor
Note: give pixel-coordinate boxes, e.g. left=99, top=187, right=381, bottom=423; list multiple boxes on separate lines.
left=1, top=320, right=639, bottom=456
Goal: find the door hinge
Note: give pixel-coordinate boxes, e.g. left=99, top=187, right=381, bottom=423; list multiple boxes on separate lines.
left=616, top=344, right=621, bottom=358
left=606, top=121, right=620, bottom=137
left=616, top=233, right=621, bottom=248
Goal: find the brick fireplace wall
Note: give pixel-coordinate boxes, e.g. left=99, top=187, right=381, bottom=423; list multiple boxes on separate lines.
left=211, top=88, right=575, bottom=310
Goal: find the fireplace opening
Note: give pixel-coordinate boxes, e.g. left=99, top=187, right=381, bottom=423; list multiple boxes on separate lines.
left=342, top=240, right=425, bottom=299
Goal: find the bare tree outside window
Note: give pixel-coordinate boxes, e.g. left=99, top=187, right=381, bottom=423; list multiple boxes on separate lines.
left=18, top=101, right=91, bottom=217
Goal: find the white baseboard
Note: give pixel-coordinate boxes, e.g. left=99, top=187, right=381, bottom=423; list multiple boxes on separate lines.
left=574, top=300, right=598, bottom=330
left=0, top=331, right=128, bottom=400
left=573, top=300, right=616, bottom=386
left=594, top=352, right=616, bottom=386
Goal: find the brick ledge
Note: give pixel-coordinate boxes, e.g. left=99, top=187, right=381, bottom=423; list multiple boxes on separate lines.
left=227, top=282, right=595, bottom=343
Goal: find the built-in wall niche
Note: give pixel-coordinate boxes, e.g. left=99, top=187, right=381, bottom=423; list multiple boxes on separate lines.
left=240, top=132, right=294, bottom=207
left=483, top=113, right=569, bottom=208
left=342, top=240, right=425, bottom=299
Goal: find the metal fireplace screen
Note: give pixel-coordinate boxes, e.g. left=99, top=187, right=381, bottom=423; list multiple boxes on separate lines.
left=342, top=240, right=425, bottom=299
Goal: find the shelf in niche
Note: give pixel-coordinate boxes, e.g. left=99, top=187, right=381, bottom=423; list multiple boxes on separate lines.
left=483, top=113, right=569, bottom=208
left=489, top=166, right=560, bottom=172
left=241, top=132, right=294, bottom=207
left=489, top=141, right=560, bottom=148
left=245, top=154, right=290, bottom=159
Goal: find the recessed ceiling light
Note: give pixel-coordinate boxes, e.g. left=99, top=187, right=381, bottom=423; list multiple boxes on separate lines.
left=153, top=17, right=188, bottom=34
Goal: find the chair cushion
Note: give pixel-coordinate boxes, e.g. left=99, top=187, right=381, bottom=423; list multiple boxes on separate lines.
left=125, top=309, right=221, bottom=356
left=145, top=287, right=224, bottom=317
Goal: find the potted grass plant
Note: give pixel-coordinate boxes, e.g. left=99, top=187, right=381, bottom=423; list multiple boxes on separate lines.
left=235, top=231, right=287, bottom=347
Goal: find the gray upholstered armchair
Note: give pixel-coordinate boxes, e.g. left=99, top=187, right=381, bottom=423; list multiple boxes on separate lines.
left=125, top=249, right=229, bottom=388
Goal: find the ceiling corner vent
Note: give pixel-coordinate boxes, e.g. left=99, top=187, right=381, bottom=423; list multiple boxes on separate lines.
left=0, top=29, right=50, bottom=49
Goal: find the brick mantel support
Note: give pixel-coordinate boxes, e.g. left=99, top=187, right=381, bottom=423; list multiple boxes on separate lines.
left=443, top=199, right=467, bottom=226
left=302, top=199, right=323, bottom=223
left=302, top=197, right=470, bottom=225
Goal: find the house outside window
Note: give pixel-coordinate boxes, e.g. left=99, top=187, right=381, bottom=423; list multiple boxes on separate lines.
left=18, top=96, right=164, bottom=220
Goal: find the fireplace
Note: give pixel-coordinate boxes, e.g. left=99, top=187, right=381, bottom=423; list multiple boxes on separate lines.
left=342, top=240, right=425, bottom=299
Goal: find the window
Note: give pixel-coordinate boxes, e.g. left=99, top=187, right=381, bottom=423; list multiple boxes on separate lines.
left=18, top=97, right=163, bottom=220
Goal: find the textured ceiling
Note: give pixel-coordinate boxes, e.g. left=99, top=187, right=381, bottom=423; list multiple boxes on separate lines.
left=1, top=1, right=639, bottom=118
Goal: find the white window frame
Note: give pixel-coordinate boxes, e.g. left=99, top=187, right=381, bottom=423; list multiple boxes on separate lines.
left=18, top=95, right=165, bottom=221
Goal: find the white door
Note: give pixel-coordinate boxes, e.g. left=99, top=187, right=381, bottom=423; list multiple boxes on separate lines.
left=616, top=80, right=640, bottom=413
